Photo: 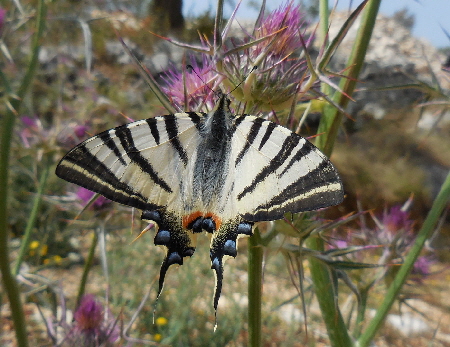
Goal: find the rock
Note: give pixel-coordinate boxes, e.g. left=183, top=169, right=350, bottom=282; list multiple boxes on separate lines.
left=315, top=11, right=449, bottom=127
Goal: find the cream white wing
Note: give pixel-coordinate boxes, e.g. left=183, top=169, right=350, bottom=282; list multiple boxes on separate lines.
left=222, top=115, right=344, bottom=222
left=55, top=113, right=204, bottom=213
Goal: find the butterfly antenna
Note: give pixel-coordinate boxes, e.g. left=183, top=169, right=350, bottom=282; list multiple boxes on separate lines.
left=186, top=64, right=217, bottom=96
left=228, top=65, right=258, bottom=96
left=186, top=64, right=258, bottom=97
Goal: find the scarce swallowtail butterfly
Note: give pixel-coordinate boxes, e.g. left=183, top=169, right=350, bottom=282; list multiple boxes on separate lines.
left=56, top=92, right=344, bottom=317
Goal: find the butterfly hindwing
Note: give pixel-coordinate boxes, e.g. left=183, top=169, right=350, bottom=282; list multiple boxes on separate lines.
left=225, top=115, right=343, bottom=221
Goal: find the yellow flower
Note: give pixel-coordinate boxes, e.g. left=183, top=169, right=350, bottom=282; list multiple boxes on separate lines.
left=153, top=333, right=162, bottom=342
left=30, top=241, right=40, bottom=249
left=53, top=255, right=62, bottom=264
left=155, top=317, right=168, bottom=326
left=40, top=244, right=48, bottom=256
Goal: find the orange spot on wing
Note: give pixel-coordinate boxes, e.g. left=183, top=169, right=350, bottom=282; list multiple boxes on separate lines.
left=205, top=212, right=222, bottom=230
left=182, top=211, right=203, bottom=229
left=182, top=212, right=223, bottom=231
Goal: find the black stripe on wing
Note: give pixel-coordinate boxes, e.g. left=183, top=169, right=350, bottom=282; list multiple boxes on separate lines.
left=186, top=112, right=205, bottom=131
left=56, top=145, right=160, bottom=211
left=146, top=118, right=160, bottom=145
left=164, top=115, right=188, bottom=166
left=237, top=133, right=301, bottom=200
left=116, top=125, right=172, bottom=193
left=235, top=117, right=264, bottom=167
left=279, top=140, right=314, bottom=176
left=243, top=160, right=344, bottom=221
left=98, top=131, right=127, bottom=166
left=258, top=121, right=277, bottom=150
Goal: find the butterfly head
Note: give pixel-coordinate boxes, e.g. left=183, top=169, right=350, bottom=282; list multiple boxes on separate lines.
left=213, top=90, right=231, bottom=112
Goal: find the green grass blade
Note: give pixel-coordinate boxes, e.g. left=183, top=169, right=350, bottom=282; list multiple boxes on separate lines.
left=76, top=230, right=99, bottom=309
left=13, top=163, right=50, bottom=276
left=0, top=0, right=47, bottom=346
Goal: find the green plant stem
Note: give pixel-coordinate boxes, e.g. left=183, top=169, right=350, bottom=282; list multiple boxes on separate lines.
left=307, top=236, right=354, bottom=346
left=358, top=170, right=450, bottom=346
left=318, top=0, right=329, bottom=47
left=316, top=0, right=381, bottom=157
left=247, top=229, right=263, bottom=347
left=353, top=284, right=370, bottom=339
left=13, top=163, right=50, bottom=276
left=0, top=1, right=46, bottom=346
left=307, top=1, right=381, bottom=346
left=76, top=230, right=99, bottom=309
left=0, top=114, right=31, bottom=347
left=318, top=0, right=332, bottom=109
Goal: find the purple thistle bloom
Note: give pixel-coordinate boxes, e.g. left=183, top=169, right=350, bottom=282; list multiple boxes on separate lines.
left=0, top=7, right=6, bottom=36
left=161, top=2, right=312, bottom=114
left=21, top=115, right=38, bottom=127
left=374, top=203, right=415, bottom=252
left=411, top=256, right=433, bottom=278
left=382, top=205, right=414, bottom=235
left=65, top=295, right=120, bottom=346
left=407, top=255, right=438, bottom=284
left=221, top=1, right=312, bottom=112
left=74, top=124, right=89, bottom=138
left=45, top=294, right=120, bottom=347
left=56, top=120, right=91, bottom=149
left=76, top=187, right=111, bottom=209
left=74, top=295, right=104, bottom=332
left=162, top=55, right=219, bottom=112
left=19, top=115, right=46, bottom=148
left=254, top=1, right=307, bottom=56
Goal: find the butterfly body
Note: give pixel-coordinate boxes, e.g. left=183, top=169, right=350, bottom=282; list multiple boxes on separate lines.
left=56, top=94, right=344, bottom=315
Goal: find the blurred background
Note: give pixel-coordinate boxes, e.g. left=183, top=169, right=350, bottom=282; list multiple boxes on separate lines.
left=1, top=0, right=450, bottom=346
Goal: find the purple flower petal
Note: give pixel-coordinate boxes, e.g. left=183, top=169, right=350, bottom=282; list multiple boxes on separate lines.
left=0, top=8, right=6, bottom=35
left=162, top=55, right=218, bottom=112
left=74, top=295, right=104, bottom=331
left=74, top=124, right=89, bottom=138
left=76, top=187, right=111, bottom=209
left=21, top=115, right=38, bottom=128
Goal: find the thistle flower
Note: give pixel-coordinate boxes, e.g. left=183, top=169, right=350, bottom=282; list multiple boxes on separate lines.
left=54, top=295, right=120, bottom=347
left=253, top=1, right=306, bottom=56
left=412, top=256, right=432, bottom=276
left=74, top=295, right=104, bottom=332
left=56, top=121, right=91, bottom=149
left=409, top=255, right=437, bottom=284
left=222, top=1, right=312, bottom=112
left=74, top=124, right=89, bottom=138
left=162, top=55, right=220, bottom=112
left=19, top=115, right=48, bottom=148
left=0, top=7, right=6, bottom=36
left=162, top=2, right=313, bottom=115
left=381, top=205, right=414, bottom=235
left=371, top=202, right=415, bottom=258
left=76, top=187, right=111, bottom=210
left=327, top=199, right=416, bottom=261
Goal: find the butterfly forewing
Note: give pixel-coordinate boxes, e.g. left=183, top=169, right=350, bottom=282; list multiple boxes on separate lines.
left=56, top=114, right=204, bottom=212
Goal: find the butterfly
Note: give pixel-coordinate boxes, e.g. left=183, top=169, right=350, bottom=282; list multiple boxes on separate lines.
left=56, top=92, right=344, bottom=318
